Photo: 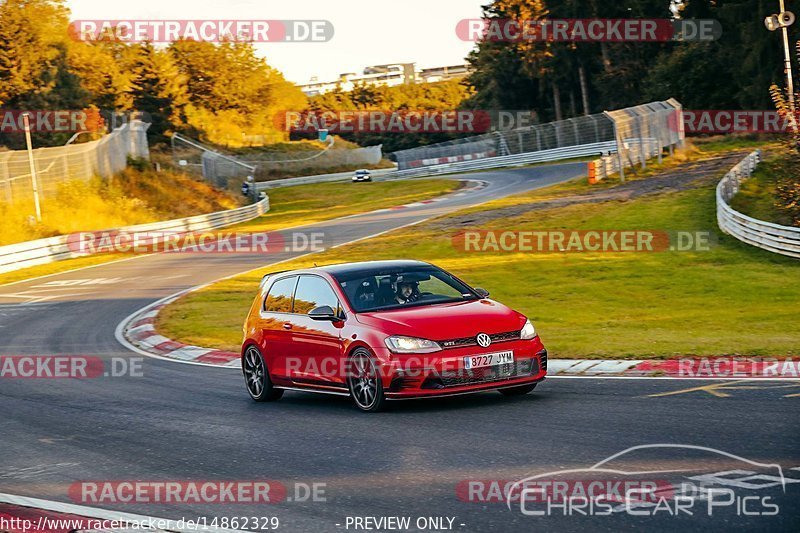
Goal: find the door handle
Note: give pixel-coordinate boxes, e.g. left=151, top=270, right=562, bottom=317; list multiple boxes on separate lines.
left=283, top=323, right=292, bottom=330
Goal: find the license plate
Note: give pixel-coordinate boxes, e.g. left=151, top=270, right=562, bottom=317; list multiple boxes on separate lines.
left=464, top=351, right=514, bottom=370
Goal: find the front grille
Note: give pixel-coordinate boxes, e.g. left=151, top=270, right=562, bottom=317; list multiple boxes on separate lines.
left=425, top=358, right=538, bottom=388
left=538, top=349, right=548, bottom=371
left=440, top=330, right=521, bottom=349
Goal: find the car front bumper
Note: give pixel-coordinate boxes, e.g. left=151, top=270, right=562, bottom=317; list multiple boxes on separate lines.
left=380, top=337, right=548, bottom=399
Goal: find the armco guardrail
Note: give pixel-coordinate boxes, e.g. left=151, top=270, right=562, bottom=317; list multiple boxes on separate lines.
left=0, top=196, right=270, bottom=275
left=390, top=141, right=618, bottom=179
left=717, top=150, right=800, bottom=259
left=254, top=167, right=397, bottom=191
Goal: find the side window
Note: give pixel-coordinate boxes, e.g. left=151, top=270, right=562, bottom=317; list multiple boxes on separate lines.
left=293, top=276, right=340, bottom=315
left=263, top=276, right=297, bottom=313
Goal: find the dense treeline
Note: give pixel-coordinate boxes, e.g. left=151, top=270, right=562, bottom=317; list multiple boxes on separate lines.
left=305, top=80, right=473, bottom=152
left=2, top=0, right=798, bottom=153
left=464, top=0, right=799, bottom=120
left=0, top=0, right=305, bottom=148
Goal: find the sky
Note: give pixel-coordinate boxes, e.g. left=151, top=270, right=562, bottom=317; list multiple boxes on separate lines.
left=64, top=0, right=487, bottom=84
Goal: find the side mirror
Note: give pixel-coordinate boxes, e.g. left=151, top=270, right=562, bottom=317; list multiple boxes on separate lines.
left=309, top=305, right=338, bottom=321
left=474, top=287, right=490, bottom=298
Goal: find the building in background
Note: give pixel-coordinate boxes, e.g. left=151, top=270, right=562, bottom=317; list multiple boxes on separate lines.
left=418, top=64, right=470, bottom=83
left=300, top=63, right=470, bottom=96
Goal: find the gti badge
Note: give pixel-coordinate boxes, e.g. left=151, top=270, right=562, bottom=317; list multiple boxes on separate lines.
left=476, top=333, right=492, bottom=348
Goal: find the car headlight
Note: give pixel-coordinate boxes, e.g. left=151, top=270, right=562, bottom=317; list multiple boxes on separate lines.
left=384, top=336, right=442, bottom=353
left=520, top=319, right=537, bottom=340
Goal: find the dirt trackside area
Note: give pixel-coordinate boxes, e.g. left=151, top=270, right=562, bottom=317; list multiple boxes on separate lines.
left=431, top=150, right=753, bottom=231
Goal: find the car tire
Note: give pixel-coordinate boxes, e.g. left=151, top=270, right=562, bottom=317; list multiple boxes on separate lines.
left=243, top=345, right=284, bottom=402
left=347, top=348, right=386, bottom=412
left=498, top=383, right=537, bottom=396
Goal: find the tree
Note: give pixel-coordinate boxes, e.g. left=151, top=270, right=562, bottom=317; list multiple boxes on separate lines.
left=68, top=40, right=134, bottom=110
left=169, top=39, right=306, bottom=145
left=306, top=79, right=474, bottom=152
left=123, top=43, right=188, bottom=141
left=463, top=0, right=550, bottom=113
left=0, top=0, right=71, bottom=107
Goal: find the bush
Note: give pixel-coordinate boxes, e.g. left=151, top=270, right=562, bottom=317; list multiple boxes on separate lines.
left=0, top=167, right=242, bottom=246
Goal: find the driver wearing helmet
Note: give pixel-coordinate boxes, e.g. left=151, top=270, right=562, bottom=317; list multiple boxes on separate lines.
left=394, top=279, right=420, bottom=304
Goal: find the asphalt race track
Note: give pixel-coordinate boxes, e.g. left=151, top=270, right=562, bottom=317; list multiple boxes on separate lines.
left=1, top=162, right=799, bottom=532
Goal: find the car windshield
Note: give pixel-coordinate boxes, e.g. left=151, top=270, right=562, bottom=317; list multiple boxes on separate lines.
left=333, top=265, right=478, bottom=312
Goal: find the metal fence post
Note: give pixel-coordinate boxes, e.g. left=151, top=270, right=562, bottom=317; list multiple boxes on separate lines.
left=637, top=115, right=646, bottom=170
left=21, top=114, right=43, bottom=221
left=0, top=153, right=11, bottom=204
left=603, top=111, right=625, bottom=182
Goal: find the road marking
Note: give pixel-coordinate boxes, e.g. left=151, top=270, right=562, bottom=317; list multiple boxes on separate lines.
left=0, top=302, right=52, bottom=308
left=0, top=463, right=79, bottom=480
left=0, top=255, right=145, bottom=289
left=32, top=278, right=123, bottom=288
left=646, top=380, right=800, bottom=398
left=0, top=292, right=83, bottom=304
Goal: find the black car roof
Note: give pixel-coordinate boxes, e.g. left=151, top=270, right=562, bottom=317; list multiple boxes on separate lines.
left=309, top=260, right=434, bottom=277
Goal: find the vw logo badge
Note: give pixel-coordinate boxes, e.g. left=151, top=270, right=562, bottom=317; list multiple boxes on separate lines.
left=476, top=333, right=492, bottom=348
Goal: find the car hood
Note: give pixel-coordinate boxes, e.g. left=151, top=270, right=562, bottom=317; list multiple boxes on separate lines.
left=355, top=299, right=526, bottom=340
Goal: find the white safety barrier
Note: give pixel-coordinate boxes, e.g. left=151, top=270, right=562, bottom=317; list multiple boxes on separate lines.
left=255, top=167, right=396, bottom=191
left=0, top=196, right=270, bottom=274
left=716, top=150, right=800, bottom=259
left=390, top=141, right=618, bottom=179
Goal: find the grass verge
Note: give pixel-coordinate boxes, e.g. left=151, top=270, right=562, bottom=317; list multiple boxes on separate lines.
left=229, top=178, right=460, bottom=232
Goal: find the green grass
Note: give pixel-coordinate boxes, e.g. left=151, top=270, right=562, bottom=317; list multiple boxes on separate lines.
left=690, top=133, right=782, bottom=154
left=158, top=161, right=800, bottom=358
left=729, top=150, right=798, bottom=227
left=229, top=178, right=459, bottom=233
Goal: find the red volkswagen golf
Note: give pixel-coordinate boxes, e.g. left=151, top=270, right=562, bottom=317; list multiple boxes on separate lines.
left=241, top=260, right=547, bottom=411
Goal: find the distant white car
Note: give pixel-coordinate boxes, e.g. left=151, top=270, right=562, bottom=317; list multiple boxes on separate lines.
left=352, top=169, right=372, bottom=182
